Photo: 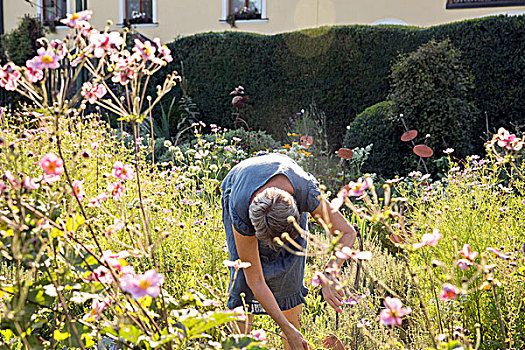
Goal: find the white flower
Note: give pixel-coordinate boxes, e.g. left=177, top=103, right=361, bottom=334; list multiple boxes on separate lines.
left=164, top=140, right=172, bottom=148
left=194, top=150, right=209, bottom=160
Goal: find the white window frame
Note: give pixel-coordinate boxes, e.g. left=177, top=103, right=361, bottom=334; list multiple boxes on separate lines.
left=221, top=0, right=268, bottom=24
left=36, top=0, right=72, bottom=27
left=118, top=0, right=158, bottom=27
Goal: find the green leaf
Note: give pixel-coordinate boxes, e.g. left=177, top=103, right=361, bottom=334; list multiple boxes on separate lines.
left=221, top=335, right=267, bottom=350
left=53, top=330, right=71, bottom=342
left=66, top=214, right=85, bottom=232
left=118, top=324, right=142, bottom=344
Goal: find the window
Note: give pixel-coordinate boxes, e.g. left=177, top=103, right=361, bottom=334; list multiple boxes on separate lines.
left=222, top=0, right=267, bottom=22
left=123, top=0, right=155, bottom=25
left=446, top=0, right=525, bottom=9
left=38, top=0, right=71, bottom=25
left=118, top=0, right=157, bottom=26
left=230, top=0, right=262, bottom=20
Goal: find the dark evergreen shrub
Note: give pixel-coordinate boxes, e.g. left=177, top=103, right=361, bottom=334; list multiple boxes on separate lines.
left=388, top=39, right=479, bottom=158
left=3, top=15, right=45, bottom=66
left=345, top=101, right=409, bottom=177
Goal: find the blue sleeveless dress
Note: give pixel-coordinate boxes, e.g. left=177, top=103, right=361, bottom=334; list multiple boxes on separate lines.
left=221, top=153, right=321, bottom=314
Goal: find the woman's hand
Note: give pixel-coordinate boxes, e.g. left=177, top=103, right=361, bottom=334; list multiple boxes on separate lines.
left=285, top=328, right=309, bottom=350
left=321, top=276, right=344, bottom=313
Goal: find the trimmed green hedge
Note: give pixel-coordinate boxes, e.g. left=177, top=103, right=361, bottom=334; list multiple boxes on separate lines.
left=153, top=15, right=525, bottom=154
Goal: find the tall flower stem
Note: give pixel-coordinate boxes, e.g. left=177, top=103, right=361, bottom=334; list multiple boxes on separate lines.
left=131, top=121, right=171, bottom=348
left=491, top=284, right=507, bottom=350
left=402, top=255, right=438, bottom=349
left=55, top=114, right=104, bottom=254
left=132, top=121, right=153, bottom=257
left=421, top=249, right=444, bottom=334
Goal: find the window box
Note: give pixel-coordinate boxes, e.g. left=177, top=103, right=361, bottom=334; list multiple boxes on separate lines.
left=222, top=0, right=267, bottom=26
left=234, top=12, right=262, bottom=20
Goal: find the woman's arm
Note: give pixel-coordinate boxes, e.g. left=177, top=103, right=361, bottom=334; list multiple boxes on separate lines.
left=233, top=226, right=308, bottom=350
left=311, top=198, right=357, bottom=312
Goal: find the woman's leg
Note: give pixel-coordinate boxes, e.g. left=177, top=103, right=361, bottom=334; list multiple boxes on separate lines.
left=281, top=304, right=303, bottom=350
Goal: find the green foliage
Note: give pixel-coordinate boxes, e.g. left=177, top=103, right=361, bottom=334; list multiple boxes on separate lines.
left=389, top=39, right=479, bottom=160
left=345, top=101, right=408, bottom=177
left=0, top=15, right=45, bottom=107
left=2, top=15, right=45, bottom=66
left=0, top=110, right=258, bottom=349
left=397, top=155, right=525, bottom=349
left=205, top=128, right=280, bottom=156
left=0, top=36, right=7, bottom=64
left=152, top=16, right=525, bottom=155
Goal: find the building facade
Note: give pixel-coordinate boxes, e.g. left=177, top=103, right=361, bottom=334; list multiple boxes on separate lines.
left=2, top=0, right=525, bottom=42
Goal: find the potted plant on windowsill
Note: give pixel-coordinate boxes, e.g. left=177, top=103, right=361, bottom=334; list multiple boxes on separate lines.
left=126, top=11, right=153, bottom=25
left=226, top=6, right=261, bottom=27
left=234, top=7, right=261, bottom=20
left=44, top=15, right=60, bottom=33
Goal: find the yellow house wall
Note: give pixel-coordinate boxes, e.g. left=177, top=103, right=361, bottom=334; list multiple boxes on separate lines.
left=4, top=0, right=35, bottom=36
left=2, top=0, right=525, bottom=43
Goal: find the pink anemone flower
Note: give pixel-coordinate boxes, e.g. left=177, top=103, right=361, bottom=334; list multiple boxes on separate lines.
left=107, top=182, right=124, bottom=201
left=153, top=38, right=173, bottom=63
left=413, top=229, right=442, bottom=249
left=90, top=32, right=124, bottom=58
left=4, top=171, right=20, bottom=188
left=87, top=265, right=113, bottom=284
left=105, top=219, right=125, bottom=236
left=230, top=306, right=246, bottom=321
left=71, top=180, right=86, bottom=201
left=487, top=247, right=510, bottom=260
left=27, top=48, right=61, bottom=70
left=25, top=67, right=44, bottom=83
left=87, top=192, right=108, bottom=208
left=459, top=244, right=478, bottom=262
left=81, top=82, right=107, bottom=104
left=335, top=247, right=372, bottom=261
left=49, top=40, right=67, bottom=59
left=112, top=161, right=135, bottom=180
left=133, top=39, right=156, bottom=61
left=330, top=187, right=348, bottom=211
left=39, top=153, right=64, bottom=176
left=0, top=62, right=21, bottom=91
left=457, top=259, right=472, bottom=271
left=76, top=20, right=94, bottom=36
left=347, top=177, right=373, bottom=197
left=83, top=298, right=108, bottom=321
left=120, top=269, right=165, bottom=299
left=440, top=283, right=459, bottom=301
left=251, top=329, right=267, bottom=342
left=60, top=10, right=93, bottom=27
left=311, top=271, right=324, bottom=287
left=100, top=250, right=134, bottom=275
left=23, top=176, right=40, bottom=190
left=379, top=297, right=412, bottom=326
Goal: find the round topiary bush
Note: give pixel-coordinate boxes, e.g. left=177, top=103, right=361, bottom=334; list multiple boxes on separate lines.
left=388, top=39, right=479, bottom=158
left=345, top=101, right=409, bottom=177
